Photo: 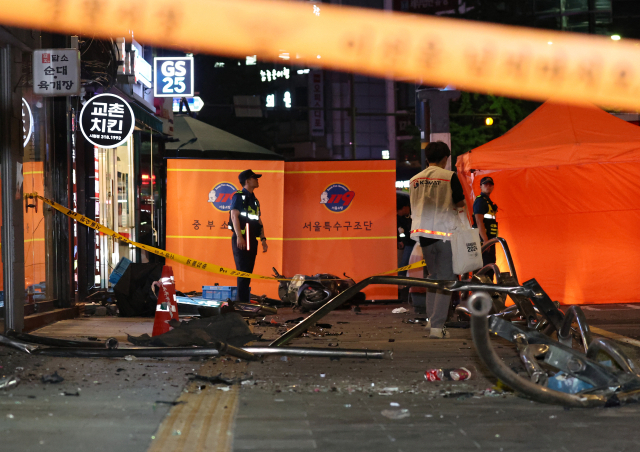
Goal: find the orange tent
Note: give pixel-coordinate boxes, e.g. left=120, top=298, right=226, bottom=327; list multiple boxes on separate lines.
left=456, top=101, right=640, bottom=305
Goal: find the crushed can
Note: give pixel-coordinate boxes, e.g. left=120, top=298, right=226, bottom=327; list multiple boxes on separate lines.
left=425, top=367, right=472, bottom=381
left=424, top=369, right=445, bottom=381
left=449, top=367, right=472, bottom=381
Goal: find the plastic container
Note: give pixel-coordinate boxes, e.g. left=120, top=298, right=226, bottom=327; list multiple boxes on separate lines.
left=202, top=285, right=239, bottom=301
left=109, top=257, right=132, bottom=285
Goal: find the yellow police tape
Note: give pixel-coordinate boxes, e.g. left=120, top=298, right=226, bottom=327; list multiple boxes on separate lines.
left=27, top=193, right=425, bottom=281
left=2, top=1, right=640, bottom=110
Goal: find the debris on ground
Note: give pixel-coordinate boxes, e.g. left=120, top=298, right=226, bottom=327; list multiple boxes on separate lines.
left=378, top=387, right=399, bottom=396
left=285, top=317, right=304, bottom=324
left=189, top=373, right=252, bottom=386
left=425, top=367, right=473, bottom=381
left=127, top=313, right=259, bottom=347
left=0, top=375, right=19, bottom=390
left=41, top=372, right=64, bottom=384
left=547, top=371, right=594, bottom=394
left=442, top=392, right=475, bottom=399
left=381, top=408, right=410, bottom=419
left=391, top=307, right=409, bottom=314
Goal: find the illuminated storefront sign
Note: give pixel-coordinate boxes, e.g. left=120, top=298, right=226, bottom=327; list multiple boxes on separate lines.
left=22, top=98, right=33, bottom=147
left=154, top=57, right=194, bottom=97
left=79, top=93, right=135, bottom=148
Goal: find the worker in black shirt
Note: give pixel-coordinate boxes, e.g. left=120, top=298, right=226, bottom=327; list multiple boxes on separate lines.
left=473, top=176, right=498, bottom=280
left=229, top=169, right=268, bottom=302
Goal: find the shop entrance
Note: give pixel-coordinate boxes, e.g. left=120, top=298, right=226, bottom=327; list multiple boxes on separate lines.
left=95, top=140, right=135, bottom=288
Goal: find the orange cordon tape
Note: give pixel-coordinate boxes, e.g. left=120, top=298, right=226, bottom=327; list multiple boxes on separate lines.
left=1, top=1, right=640, bottom=110
left=27, top=193, right=426, bottom=281
left=411, top=229, right=453, bottom=238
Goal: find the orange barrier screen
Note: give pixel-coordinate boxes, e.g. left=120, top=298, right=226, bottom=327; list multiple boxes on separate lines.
left=167, top=159, right=397, bottom=300
left=457, top=102, right=640, bottom=305
left=283, top=161, right=396, bottom=300
left=166, top=160, right=284, bottom=298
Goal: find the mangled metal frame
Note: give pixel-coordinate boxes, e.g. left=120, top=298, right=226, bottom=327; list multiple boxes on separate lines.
left=270, top=237, right=640, bottom=407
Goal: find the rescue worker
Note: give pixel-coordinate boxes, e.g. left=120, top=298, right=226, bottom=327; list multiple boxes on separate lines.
left=409, top=141, right=466, bottom=339
left=472, top=176, right=498, bottom=280
left=229, top=169, right=268, bottom=303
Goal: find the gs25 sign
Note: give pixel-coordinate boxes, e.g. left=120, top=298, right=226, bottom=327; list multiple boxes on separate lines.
left=154, top=57, right=194, bottom=97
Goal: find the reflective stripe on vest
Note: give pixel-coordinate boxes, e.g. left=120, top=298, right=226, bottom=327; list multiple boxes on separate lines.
left=484, top=214, right=496, bottom=219
left=410, top=228, right=452, bottom=237
left=240, top=211, right=260, bottom=221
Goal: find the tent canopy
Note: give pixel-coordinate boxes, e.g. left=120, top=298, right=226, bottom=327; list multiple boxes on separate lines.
left=166, top=115, right=280, bottom=158
left=456, top=101, right=640, bottom=305
left=459, top=102, right=640, bottom=171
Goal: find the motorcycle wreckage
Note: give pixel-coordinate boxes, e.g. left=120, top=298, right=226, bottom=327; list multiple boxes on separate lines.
left=273, top=268, right=366, bottom=312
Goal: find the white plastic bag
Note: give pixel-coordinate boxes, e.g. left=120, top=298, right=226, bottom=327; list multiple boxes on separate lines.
left=451, top=209, right=483, bottom=275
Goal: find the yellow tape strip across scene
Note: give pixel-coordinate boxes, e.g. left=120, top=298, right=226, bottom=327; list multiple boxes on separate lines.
left=30, top=193, right=424, bottom=281
left=2, top=0, right=640, bottom=109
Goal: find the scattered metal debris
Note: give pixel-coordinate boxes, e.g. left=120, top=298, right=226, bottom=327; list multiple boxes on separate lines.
left=0, top=375, right=19, bottom=390
left=41, top=372, right=64, bottom=384
left=189, top=373, right=237, bottom=385
left=6, top=330, right=118, bottom=349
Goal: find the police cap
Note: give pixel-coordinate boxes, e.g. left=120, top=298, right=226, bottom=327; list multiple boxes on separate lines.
left=238, top=169, right=262, bottom=185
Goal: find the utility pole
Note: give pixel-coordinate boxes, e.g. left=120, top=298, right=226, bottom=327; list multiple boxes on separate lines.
left=416, top=88, right=461, bottom=169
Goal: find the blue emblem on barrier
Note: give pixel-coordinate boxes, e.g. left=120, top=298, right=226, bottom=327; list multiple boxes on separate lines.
left=320, top=184, right=355, bottom=212
left=208, top=182, right=238, bottom=212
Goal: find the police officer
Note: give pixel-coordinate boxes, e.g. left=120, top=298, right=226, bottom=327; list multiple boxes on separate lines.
left=473, top=176, right=498, bottom=279
left=229, top=169, right=268, bottom=302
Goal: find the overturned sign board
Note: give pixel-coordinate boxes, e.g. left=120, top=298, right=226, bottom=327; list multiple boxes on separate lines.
left=79, top=94, right=135, bottom=148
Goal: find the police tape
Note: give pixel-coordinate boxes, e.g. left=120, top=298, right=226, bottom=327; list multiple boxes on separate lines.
left=27, top=193, right=425, bottom=281
left=2, top=1, right=640, bottom=110
left=377, top=259, right=426, bottom=276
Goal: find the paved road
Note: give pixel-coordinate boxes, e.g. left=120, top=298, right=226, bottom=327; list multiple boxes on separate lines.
left=2, top=303, right=640, bottom=452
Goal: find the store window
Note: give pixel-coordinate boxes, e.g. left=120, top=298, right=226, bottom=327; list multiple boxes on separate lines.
left=95, top=138, right=136, bottom=288
left=138, top=133, right=164, bottom=257
left=23, top=87, right=54, bottom=308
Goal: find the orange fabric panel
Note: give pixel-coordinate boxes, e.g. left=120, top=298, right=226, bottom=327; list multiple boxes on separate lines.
left=166, top=159, right=398, bottom=301
left=457, top=161, right=640, bottom=305
left=166, top=160, right=284, bottom=298
left=283, top=160, right=396, bottom=300
left=23, top=161, right=45, bottom=290
left=463, top=102, right=640, bottom=170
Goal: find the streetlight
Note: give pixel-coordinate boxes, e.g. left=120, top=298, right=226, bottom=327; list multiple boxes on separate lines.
left=485, top=117, right=494, bottom=126
left=611, top=35, right=621, bottom=41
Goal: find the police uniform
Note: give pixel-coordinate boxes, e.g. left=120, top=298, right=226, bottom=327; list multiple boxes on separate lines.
left=472, top=192, right=499, bottom=268
left=229, top=187, right=263, bottom=302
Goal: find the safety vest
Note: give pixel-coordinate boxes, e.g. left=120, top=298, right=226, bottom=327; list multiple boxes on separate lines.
left=228, top=190, right=262, bottom=238
left=409, top=166, right=461, bottom=241
left=473, top=193, right=498, bottom=239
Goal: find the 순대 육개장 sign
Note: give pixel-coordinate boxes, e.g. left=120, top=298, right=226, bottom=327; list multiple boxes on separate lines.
left=79, top=93, right=135, bottom=148
left=33, top=49, right=81, bottom=96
